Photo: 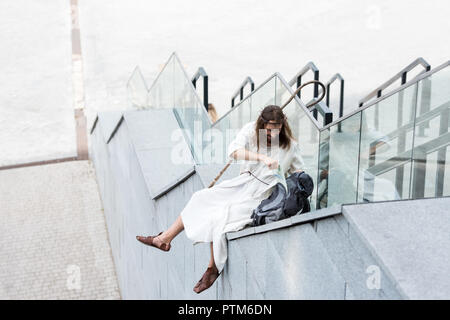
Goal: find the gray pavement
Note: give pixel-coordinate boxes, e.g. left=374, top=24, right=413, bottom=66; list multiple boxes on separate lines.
left=0, top=160, right=120, bottom=299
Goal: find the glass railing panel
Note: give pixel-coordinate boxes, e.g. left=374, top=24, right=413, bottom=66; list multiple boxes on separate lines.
left=210, top=116, right=232, bottom=164
left=208, top=96, right=253, bottom=165
left=143, top=54, right=211, bottom=163
left=357, top=83, right=418, bottom=202
left=230, top=96, right=252, bottom=132
left=239, top=96, right=253, bottom=129
left=209, top=77, right=278, bottom=165
left=147, top=56, right=175, bottom=109
left=411, top=66, right=450, bottom=198
left=318, top=112, right=362, bottom=208
left=172, top=55, right=211, bottom=163
left=281, top=99, right=320, bottom=210
left=249, top=77, right=277, bottom=120
left=127, top=66, right=148, bottom=109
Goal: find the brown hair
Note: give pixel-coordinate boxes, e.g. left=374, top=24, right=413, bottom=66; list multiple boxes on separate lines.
left=207, top=103, right=218, bottom=123
left=255, top=105, right=294, bottom=151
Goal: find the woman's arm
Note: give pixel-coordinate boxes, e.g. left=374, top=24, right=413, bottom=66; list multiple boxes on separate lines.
left=230, top=148, right=279, bottom=170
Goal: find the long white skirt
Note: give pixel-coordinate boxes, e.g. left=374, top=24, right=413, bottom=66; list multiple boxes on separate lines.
left=180, top=171, right=274, bottom=274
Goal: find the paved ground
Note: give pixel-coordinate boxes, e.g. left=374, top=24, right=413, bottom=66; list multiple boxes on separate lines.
left=0, top=160, right=120, bottom=299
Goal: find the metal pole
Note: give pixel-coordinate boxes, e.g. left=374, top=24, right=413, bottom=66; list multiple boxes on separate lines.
left=204, top=75, right=208, bottom=111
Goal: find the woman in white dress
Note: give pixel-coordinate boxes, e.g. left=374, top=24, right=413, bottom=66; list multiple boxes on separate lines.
left=136, top=105, right=306, bottom=293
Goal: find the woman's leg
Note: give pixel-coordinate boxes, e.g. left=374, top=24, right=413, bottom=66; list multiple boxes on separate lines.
left=155, top=214, right=184, bottom=246
left=208, top=242, right=218, bottom=270
left=137, top=214, right=184, bottom=247
left=193, top=242, right=219, bottom=293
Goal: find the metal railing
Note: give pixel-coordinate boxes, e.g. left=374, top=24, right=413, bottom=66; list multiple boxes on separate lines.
left=288, top=62, right=320, bottom=119
left=325, top=73, right=344, bottom=119
left=231, top=76, right=255, bottom=107
left=305, top=97, right=333, bottom=126
left=192, top=67, right=209, bottom=111
left=358, top=57, right=431, bottom=107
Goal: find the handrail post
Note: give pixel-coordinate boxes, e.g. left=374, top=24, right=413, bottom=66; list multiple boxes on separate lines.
left=325, top=73, right=345, bottom=131
left=204, top=75, right=208, bottom=111
left=289, top=62, right=320, bottom=119
left=313, top=70, right=320, bottom=120
left=192, top=67, right=209, bottom=111
left=231, top=77, right=255, bottom=108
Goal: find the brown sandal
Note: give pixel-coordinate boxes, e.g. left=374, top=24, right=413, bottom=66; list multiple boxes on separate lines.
left=136, top=232, right=171, bottom=252
left=193, top=267, right=220, bottom=294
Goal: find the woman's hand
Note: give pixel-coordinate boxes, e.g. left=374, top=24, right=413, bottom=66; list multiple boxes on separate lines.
left=259, top=154, right=279, bottom=170
left=231, top=148, right=279, bottom=169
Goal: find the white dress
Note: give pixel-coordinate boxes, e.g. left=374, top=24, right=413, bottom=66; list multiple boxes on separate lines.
left=180, top=121, right=306, bottom=273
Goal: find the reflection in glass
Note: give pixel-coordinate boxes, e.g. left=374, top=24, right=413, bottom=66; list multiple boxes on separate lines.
left=411, top=67, right=450, bottom=198
left=357, top=83, right=417, bottom=202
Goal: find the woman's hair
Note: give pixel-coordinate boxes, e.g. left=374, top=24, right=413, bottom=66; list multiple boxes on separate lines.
left=207, top=103, right=218, bottom=123
left=255, top=105, right=294, bottom=151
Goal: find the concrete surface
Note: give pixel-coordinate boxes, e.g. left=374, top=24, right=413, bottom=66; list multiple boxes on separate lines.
left=343, top=197, right=450, bottom=299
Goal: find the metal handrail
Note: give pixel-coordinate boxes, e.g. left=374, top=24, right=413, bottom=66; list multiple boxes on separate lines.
left=322, top=60, right=449, bottom=131
left=192, top=67, right=209, bottom=111
left=288, top=61, right=319, bottom=88
left=304, top=98, right=333, bottom=126
left=288, top=62, right=320, bottom=119
left=325, top=73, right=344, bottom=119
left=231, top=76, right=255, bottom=107
left=358, top=57, right=431, bottom=107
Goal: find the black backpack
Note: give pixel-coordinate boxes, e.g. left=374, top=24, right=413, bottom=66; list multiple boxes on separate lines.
left=250, top=171, right=314, bottom=226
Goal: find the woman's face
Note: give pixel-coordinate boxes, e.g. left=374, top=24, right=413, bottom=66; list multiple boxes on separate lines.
left=264, top=120, right=283, bottom=143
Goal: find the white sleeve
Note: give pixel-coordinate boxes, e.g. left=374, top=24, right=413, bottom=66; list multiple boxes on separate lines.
left=288, top=141, right=306, bottom=174
left=227, top=121, right=255, bottom=160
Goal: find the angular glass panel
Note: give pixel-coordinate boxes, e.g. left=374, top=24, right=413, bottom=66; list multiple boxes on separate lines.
left=240, top=96, right=252, bottom=128
left=147, top=56, right=174, bottom=109
left=319, top=112, right=361, bottom=208
left=172, top=56, right=210, bottom=164
left=229, top=96, right=251, bottom=131
left=208, top=114, right=231, bottom=165
left=127, top=66, right=148, bottom=109
left=250, top=77, right=276, bottom=120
